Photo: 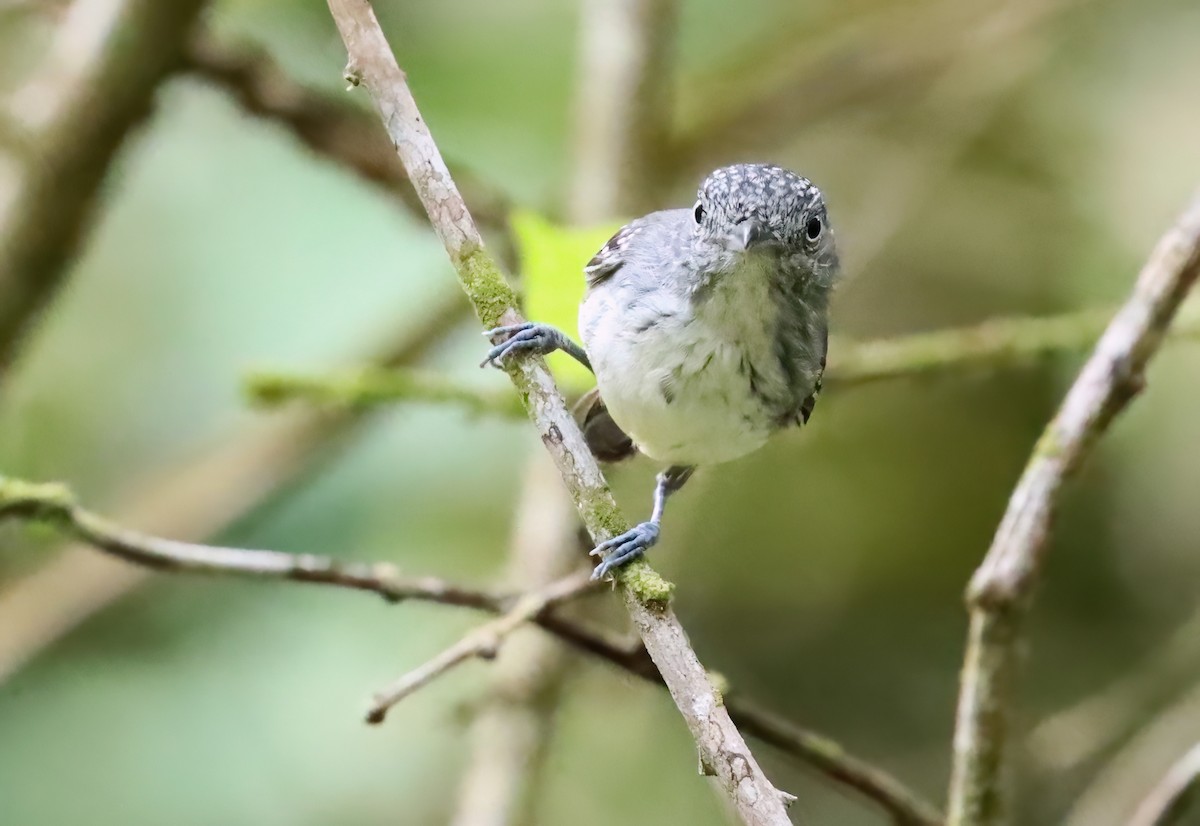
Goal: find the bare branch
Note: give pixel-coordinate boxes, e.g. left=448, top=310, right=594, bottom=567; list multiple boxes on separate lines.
left=1128, top=742, right=1200, bottom=826
left=0, top=0, right=212, bottom=367
left=365, top=572, right=597, bottom=723
left=324, top=3, right=794, bottom=821
left=0, top=475, right=504, bottom=608
left=946, top=192, right=1200, bottom=826
left=729, top=699, right=943, bottom=826
left=180, top=30, right=511, bottom=232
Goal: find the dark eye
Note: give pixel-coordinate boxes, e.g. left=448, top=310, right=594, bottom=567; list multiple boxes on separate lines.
left=693, top=202, right=706, bottom=223
left=805, top=216, right=823, bottom=240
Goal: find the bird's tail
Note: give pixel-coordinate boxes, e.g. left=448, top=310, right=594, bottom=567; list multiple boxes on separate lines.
left=572, top=387, right=637, bottom=464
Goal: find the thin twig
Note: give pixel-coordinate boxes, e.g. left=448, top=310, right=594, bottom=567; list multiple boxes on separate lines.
left=365, top=572, right=597, bottom=723
left=0, top=475, right=502, bottom=608
left=729, top=699, right=943, bottom=826
left=946, top=192, right=1200, bottom=826
left=0, top=471, right=941, bottom=823
left=1128, top=742, right=1200, bottom=826
left=0, top=0, right=212, bottom=368
left=325, top=3, right=794, bottom=821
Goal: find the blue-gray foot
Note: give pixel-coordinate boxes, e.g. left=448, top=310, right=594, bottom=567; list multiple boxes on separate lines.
left=480, top=322, right=592, bottom=371
left=590, top=521, right=660, bottom=580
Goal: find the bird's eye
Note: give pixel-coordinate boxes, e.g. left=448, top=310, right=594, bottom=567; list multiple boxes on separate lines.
left=693, top=202, right=706, bottom=224
left=805, top=216, right=823, bottom=241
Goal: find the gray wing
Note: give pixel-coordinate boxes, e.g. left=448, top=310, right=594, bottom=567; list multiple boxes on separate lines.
left=584, top=223, right=635, bottom=287
left=577, top=210, right=692, bottom=458
left=583, top=209, right=692, bottom=289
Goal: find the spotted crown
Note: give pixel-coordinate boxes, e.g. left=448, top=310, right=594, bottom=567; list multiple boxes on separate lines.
left=697, top=163, right=825, bottom=248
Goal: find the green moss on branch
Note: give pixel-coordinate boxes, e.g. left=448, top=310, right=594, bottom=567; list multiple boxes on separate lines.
left=459, top=248, right=523, bottom=329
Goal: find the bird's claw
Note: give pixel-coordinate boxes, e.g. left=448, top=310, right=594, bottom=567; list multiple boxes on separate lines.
left=590, top=521, right=660, bottom=580
left=479, top=322, right=557, bottom=369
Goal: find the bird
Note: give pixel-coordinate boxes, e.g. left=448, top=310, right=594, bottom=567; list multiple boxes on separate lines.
left=482, top=163, right=840, bottom=580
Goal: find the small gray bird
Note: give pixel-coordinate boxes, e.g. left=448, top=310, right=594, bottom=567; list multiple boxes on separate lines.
left=483, top=163, right=839, bottom=579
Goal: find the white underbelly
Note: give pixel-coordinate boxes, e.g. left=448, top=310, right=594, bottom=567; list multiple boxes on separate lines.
left=581, top=251, right=789, bottom=467
left=591, top=329, right=774, bottom=466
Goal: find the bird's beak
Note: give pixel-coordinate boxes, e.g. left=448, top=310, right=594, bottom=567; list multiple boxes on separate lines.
left=739, top=220, right=767, bottom=250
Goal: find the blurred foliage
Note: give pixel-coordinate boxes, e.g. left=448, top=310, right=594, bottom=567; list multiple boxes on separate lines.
left=511, top=209, right=621, bottom=386
left=1, top=0, right=1200, bottom=824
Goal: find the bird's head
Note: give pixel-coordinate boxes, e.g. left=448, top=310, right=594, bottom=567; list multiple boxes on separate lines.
left=692, top=163, right=838, bottom=284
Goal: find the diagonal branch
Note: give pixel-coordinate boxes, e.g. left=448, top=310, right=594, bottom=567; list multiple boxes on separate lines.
left=453, top=5, right=680, bottom=821
left=946, top=191, right=1200, bottom=826
left=324, top=2, right=794, bottom=821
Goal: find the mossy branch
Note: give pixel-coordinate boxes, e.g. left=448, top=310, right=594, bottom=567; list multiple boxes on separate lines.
left=245, top=367, right=526, bottom=417
left=324, top=2, right=795, bottom=822
left=946, top=191, right=1200, bottom=826
left=242, top=304, right=1200, bottom=414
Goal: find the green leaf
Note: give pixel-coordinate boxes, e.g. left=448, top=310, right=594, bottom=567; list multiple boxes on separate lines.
left=511, top=209, right=623, bottom=389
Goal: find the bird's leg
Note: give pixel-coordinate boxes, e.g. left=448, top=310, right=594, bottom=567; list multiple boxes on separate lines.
left=480, top=322, right=592, bottom=372
left=590, top=465, right=695, bottom=580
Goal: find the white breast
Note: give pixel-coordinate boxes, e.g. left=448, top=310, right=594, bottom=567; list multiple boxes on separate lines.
left=581, top=258, right=784, bottom=466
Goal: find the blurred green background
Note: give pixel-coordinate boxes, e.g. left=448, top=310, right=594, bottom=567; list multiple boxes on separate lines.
left=1, top=0, right=1200, bottom=824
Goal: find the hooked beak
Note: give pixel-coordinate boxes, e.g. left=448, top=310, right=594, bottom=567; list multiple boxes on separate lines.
left=738, top=219, right=768, bottom=250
